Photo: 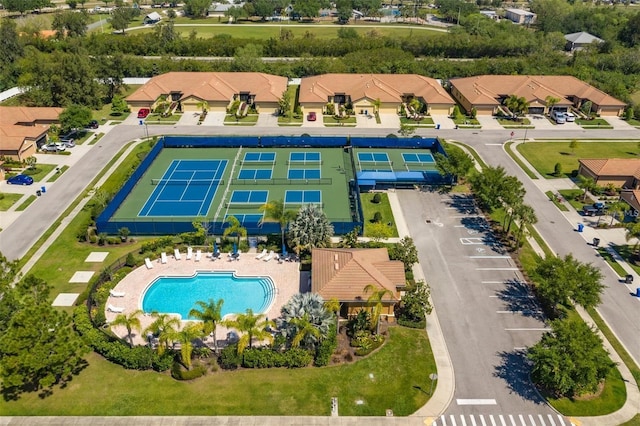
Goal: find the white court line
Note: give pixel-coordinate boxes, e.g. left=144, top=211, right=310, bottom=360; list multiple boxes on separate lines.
left=456, top=399, right=497, bottom=405
left=476, top=268, right=519, bottom=271
left=470, top=256, right=511, bottom=259
left=505, top=328, right=551, bottom=331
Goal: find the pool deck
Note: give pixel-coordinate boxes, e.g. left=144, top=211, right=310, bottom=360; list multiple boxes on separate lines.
left=107, top=251, right=305, bottom=346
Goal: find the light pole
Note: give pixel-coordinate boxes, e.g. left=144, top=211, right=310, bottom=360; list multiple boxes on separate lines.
left=429, top=373, right=438, bottom=395
left=140, top=119, right=149, bottom=142
left=522, top=127, right=528, bottom=143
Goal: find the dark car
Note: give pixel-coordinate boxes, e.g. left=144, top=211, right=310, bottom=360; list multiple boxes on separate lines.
left=583, top=202, right=607, bottom=216
left=307, top=112, right=317, bottom=121
left=86, top=120, right=99, bottom=129
left=137, top=108, right=151, bottom=119
left=7, top=174, right=34, bottom=186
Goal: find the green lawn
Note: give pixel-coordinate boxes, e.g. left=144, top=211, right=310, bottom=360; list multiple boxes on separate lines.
left=612, top=245, right=640, bottom=275
left=497, top=117, right=532, bottom=127
left=146, top=113, right=182, bottom=123
left=360, top=193, right=399, bottom=238
left=452, top=116, right=480, bottom=126
left=504, top=141, right=537, bottom=180
left=545, top=191, right=569, bottom=211
left=400, top=116, right=435, bottom=126
left=0, top=326, right=434, bottom=416
left=15, top=195, right=37, bottom=211
left=0, top=192, right=23, bottom=211
left=517, top=142, right=640, bottom=179
left=596, top=248, right=626, bottom=277
left=92, top=85, right=140, bottom=123
left=576, top=118, right=612, bottom=128
left=558, top=189, right=590, bottom=211
left=23, top=164, right=56, bottom=181
left=47, top=165, right=69, bottom=182
left=323, top=116, right=357, bottom=126
left=224, top=114, right=259, bottom=125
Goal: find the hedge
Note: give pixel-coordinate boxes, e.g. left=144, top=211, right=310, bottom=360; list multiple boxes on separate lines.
left=397, top=318, right=426, bottom=329
left=171, top=362, right=207, bottom=380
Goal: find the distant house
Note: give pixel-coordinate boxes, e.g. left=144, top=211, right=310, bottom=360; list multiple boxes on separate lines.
left=564, top=32, right=604, bottom=52
left=299, top=73, right=455, bottom=117
left=449, top=75, right=626, bottom=116
left=480, top=10, right=498, bottom=20
left=0, top=107, right=63, bottom=161
left=505, top=8, right=536, bottom=25
left=578, top=158, right=640, bottom=189
left=208, top=2, right=245, bottom=16
left=143, top=12, right=162, bottom=24
left=311, top=248, right=406, bottom=320
left=126, top=72, right=288, bottom=114
left=620, top=190, right=640, bottom=215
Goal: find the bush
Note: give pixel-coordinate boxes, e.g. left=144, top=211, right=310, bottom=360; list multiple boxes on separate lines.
left=125, top=253, right=136, bottom=267
left=372, top=193, right=381, bottom=204
left=373, top=212, right=382, bottom=223
left=139, top=236, right=174, bottom=254
left=218, top=344, right=241, bottom=370
left=171, top=362, right=207, bottom=380
left=553, top=163, right=562, bottom=177
left=242, top=348, right=285, bottom=368
left=283, top=347, right=313, bottom=368
left=314, top=324, right=337, bottom=367
left=397, top=318, right=426, bottom=329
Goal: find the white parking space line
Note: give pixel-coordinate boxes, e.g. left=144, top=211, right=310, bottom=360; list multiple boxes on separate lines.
left=514, top=347, right=528, bottom=351
left=456, top=399, right=497, bottom=405
left=442, top=416, right=448, bottom=426
left=461, top=238, right=486, bottom=244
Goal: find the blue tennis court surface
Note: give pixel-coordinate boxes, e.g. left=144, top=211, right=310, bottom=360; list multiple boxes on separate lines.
left=288, top=169, right=321, bottom=179
left=285, top=190, right=322, bottom=204
left=230, top=190, right=269, bottom=204
left=226, top=213, right=264, bottom=224
left=403, top=153, right=435, bottom=163
left=358, top=152, right=390, bottom=162
left=139, top=159, right=227, bottom=217
left=290, top=152, right=321, bottom=162
left=244, top=152, right=276, bottom=162
left=238, top=169, right=273, bottom=180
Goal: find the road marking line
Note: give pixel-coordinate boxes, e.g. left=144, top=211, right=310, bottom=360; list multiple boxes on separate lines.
left=460, top=414, right=467, bottom=426
left=485, top=143, right=503, bottom=146
left=480, top=415, right=487, bottom=426
left=518, top=414, right=526, bottom=426
left=470, top=415, right=477, bottom=426
left=441, top=415, right=448, bottom=426
left=528, top=414, right=536, bottom=426
left=508, top=415, right=515, bottom=426
left=469, top=255, right=511, bottom=259
left=476, top=268, right=519, bottom=271
left=499, top=415, right=506, bottom=426
left=548, top=414, right=557, bottom=426
left=505, top=328, right=551, bottom=331
left=450, top=414, right=457, bottom=426
left=453, top=215, right=484, bottom=218
left=482, top=281, right=503, bottom=284
left=538, top=414, right=547, bottom=426
left=557, top=415, right=567, bottom=426
left=456, top=399, right=497, bottom=405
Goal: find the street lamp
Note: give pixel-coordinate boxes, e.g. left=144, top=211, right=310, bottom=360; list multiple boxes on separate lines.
left=140, top=119, right=149, bottom=142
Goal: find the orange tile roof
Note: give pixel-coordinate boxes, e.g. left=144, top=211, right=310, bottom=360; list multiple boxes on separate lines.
left=126, top=72, right=288, bottom=104
left=450, top=75, right=625, bottom=108
left=579, top=158, right=640, bottom=179
left=0, top=107, right=61, bottom=152
left=311, top=248, right=405, bottom=302
left=299, top=74, right=455, bottom=105
left=0, top=106, right=63, bottom=126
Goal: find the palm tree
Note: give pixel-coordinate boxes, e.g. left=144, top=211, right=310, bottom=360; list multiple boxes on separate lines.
left=172, top=323, right=204, bottom=369
left=545, top=95, right=560, bottom=115
left=144, top=312, right=181, bottom=354
left=324, top=297, right=341, bottom=331
left=110, top=309, right=142, bottom=347
left=505, top=94, right=529, bottom=118
left=607, top=201, right=628, bottom=226
left=223, top=309, right=273, bottom=355
left=287, top=204, right=334, bottom=254
left=515, top=204, right=538, bottom=249
left=196, top=100, right=209, bottom=115
left=577, top=175, right=596, bottom=202
left=260, top=199, right=297, bottom=251
left=223, top=215, right=247, bottom=246
left=625, top=222, right=640, bottom=259
left=372, top=98, right=381, bottom=115
left=289, top=313, right=322, bottom=348
left=363, top=284, right=394, bottom=334
left=189, top=299, right=224, bottom=353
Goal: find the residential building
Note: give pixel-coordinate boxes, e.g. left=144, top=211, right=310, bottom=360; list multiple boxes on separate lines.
left=564, top=31, right=604, bottom=52
left=126, top=72, right=288, bottom=114
left=299, top=73, right=455, bottom=116
left=0, top=107, right=63, bottom=161
left=578, top=158, right=640, bottom=189
left=311, top=248, right=406, bottom=320
left=504, top=8, right=536, bottom=25
left=449, top=75, right=626, bottom=116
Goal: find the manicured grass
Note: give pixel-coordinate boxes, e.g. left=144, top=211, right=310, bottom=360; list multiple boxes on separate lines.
left=146, top=113, right=182, bottom=123
left=89, top=133, right=104, bottom=145
left=576, top=118, right=611, bottom=127
left=224, top=114, right=259, bottom=125
left=545, top=191, right=569, bottom=211
left=323, top=116, right=357, bottom=126
left=278, top=116, right=303, bottom=126
left=625, top=118, right=640, bottom=126
left=0, top=192, right=23, bottom=211
left=0, top=326, right=434, bottom=416
left=595, top=248, right=626, bottom=277
left=452, top=116, right=480, bottom=126
left=558, top=189, right=589, bottom=211
left=15, top=195, right=37, bottom=211
left=505, top=141, right=538, bottom=180
left=23, top=164, right=56, bottom=181
left=92, top=85, right=140, bottom=123
left=400, top=116, right=435, bottom=126
left=360, top=192, right=399, bottom=238
left=621, top=415, right=640, bottom=426
left=497, top=117, right=531, bottom=126
left=517, top=141, right=639, bottom=179
left=611, top=245, right=640, bottom=275
left=47, top=165, right=69, bottom=182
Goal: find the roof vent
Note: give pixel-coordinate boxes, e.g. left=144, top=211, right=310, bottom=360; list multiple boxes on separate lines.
left=334, top=254, right=338, bottom=261
left=334, top=263, right=339, bottom=270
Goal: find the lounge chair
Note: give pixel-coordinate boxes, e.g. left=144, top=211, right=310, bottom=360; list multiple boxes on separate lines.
left=276, top=254, right=284, bottom=264
left=109, top=289, right=126, bottom=297
left=174, top=248, right=182, bottom=260
left=161, top=252, right=167, bottom=264
left=212, top=251, right=221, bottom=260
left=107, top=304, right=125, bottom=313
left=195, top=249, right=202, bottom=262
left=186, top=246, right=193, bottom=260
left=255, top=249, right=267, bottom=260
left=263, top=250, right=274, bottom=262
left=145, top=257, right=154, bottom=269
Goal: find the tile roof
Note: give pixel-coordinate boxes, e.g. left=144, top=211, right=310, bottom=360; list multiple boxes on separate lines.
left=621, top=190, right=640, bottom=212
left=299, top=74, right=455, bottom=105
left=0, top=106, right=63, bottom=126
left=311, top=248, right=405, bottom=302
left=126, top=72, right=288, bottom=104
left=0, top=107, right=61, bottom=152
left=450, top=75, right=625, bottom=108
left=579, top=158, right=640, bottom=179
left=564, top=32, right=603, bottom=44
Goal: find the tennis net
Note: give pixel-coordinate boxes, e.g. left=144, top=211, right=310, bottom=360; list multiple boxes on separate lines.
left=151, top=179, right=224, bottom=186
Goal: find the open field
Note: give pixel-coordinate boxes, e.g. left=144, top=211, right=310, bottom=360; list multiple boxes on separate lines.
left=517, top=141, right=639, bottom=179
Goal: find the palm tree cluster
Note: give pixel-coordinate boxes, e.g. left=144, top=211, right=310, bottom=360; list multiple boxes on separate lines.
left=277, top=293, right=333, bottom=351
left=287, top=204, right=334, bottom=255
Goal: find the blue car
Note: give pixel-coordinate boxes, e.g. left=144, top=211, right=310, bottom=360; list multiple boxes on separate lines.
left=7, top=174, right=34, bottom=186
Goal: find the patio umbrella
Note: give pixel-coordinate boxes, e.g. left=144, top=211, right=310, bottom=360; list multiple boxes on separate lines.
left=233, top=242, right=237, bottom=255
left=282, top=243, right=288, bottom=256
left=213, top=241, right=218, bottom=254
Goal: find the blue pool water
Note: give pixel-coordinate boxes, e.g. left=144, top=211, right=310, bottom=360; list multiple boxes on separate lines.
left=142, top=271, right=276, bottom=319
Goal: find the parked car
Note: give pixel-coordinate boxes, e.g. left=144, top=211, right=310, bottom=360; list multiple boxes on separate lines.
left=41, top=142, right=66, bottom=152
left=582, top=202, right=607, bottom=216
left=86, top=120, right=99, bottom=129
left=137, top=108, right=151, bottom=119
left=552, top=110, right=566, bottom=124
left=59, top=130, right=78, bottom=146
left=307, top=112, right=317, bottom=121
left=564, top=112, right=576, bottom=122
left=6, top=174, right=34, bottom=186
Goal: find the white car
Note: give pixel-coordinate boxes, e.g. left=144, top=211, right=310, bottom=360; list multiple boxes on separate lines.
left=564, top=112, right=576, bottom=122
left=41, top=143, right=66, bottom=152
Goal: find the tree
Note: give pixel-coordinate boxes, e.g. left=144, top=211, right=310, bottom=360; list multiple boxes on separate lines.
left=225, top=5, right=247, bottom=23
left=111, top=95, right=129, bottom=115
left=569, top=139, right=579, bottom=155
left=339, top=226, right=360, bottom=248
left=398, top=123, right=415, bottom=137
left=528, top=317, right=614, bottom=397
left=172, top=323, right=203, bottom=369
left=514, top=203, right=537, bottom=247
left=223, top=309, right=273, bottom=355
left=188, top=298, right=224, bottom=353
left=336, top=0, right=352, bottom=23
left=545, top=95, right=560, bottom=114
left=196, top=100, right=209, bottom=115
left=59, top=104, right=92, bottom=132
left=278, top=90, right=292, bottom=117
left=278, top=293, right=332, bottom=350
left=577, top=175, right=596, bottom=202
left=110, top=7, right=137, bottom=34
left=287, top=204, right=334, bottom=254
left=607, top=201, right=628, bottom=226
left=434, top=148, right=474, bottom=184
left=25, top=156, right=37, bottom=170
left=363, top=284, right=394, bottom=333
left=260, top=199, right=297, bottom=251
left=624, top=221, right=640, bottom=258
left=253, top=0, right=274, bottom=20
left=52, top=10, right=90, bottom=38
left=504, top=94, right=529, bottom=118
left=372, top=98, right=381, bottom=115
left=183, top=0, right=211, bottom=17
left=232, top=43, right=264, bottom=72
left=110, top=309, right=142, bottom=347
left=144, top=312, right=181, bottom=354
left=388, top=236, right=419, bottom=271
left=294, top=0, right=321, bottom=19
left=395, top=280, right=432, bottom=324
left=289, top=313, right=322, bottom=348
left=468, top=165, right=512, bottom=212
left=533, top=254, right=604, bottom=311
left=223, top=215, right=247, bottom=246
left=580, top=100, right=593, bottom=116
left=324, top=297, right=341, bottom=330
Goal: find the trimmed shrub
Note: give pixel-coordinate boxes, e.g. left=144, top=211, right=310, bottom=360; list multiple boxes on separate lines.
left=242, top=348, right=285, bottom=368
left=219, top=344, right=241, bottom=370
left=139, top=236, right=174, bottom=254
left=397, top=318, right=426, bottom=329
left=314, top=324, right=337, bottom=367
left=553, top=163, right=562, bottom=177
left=283, top=347, right=313, bottom=368
left=373, top=212, right=382, bottom=223
left=171, top=362, right=207, bottom=380
left=372, top=193, right=381, bottom=204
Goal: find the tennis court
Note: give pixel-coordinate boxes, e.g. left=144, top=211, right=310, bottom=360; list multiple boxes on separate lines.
left=402, top=152, right=435, bottom=164
left=285, top=190, right=322, bottom=205
left=138, top=160, right=226, bottom=217
left=229, top=190, right=269, bottom=205
left=243, top=152, right=276, bottom=163
left=289, top=152, right=321, bottom=164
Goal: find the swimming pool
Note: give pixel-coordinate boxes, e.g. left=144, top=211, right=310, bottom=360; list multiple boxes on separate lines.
left=142, top=271, right=276, bottom=319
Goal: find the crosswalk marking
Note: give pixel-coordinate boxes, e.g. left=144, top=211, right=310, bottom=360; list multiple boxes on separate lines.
left=430, top=414, right=573, bottom=426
